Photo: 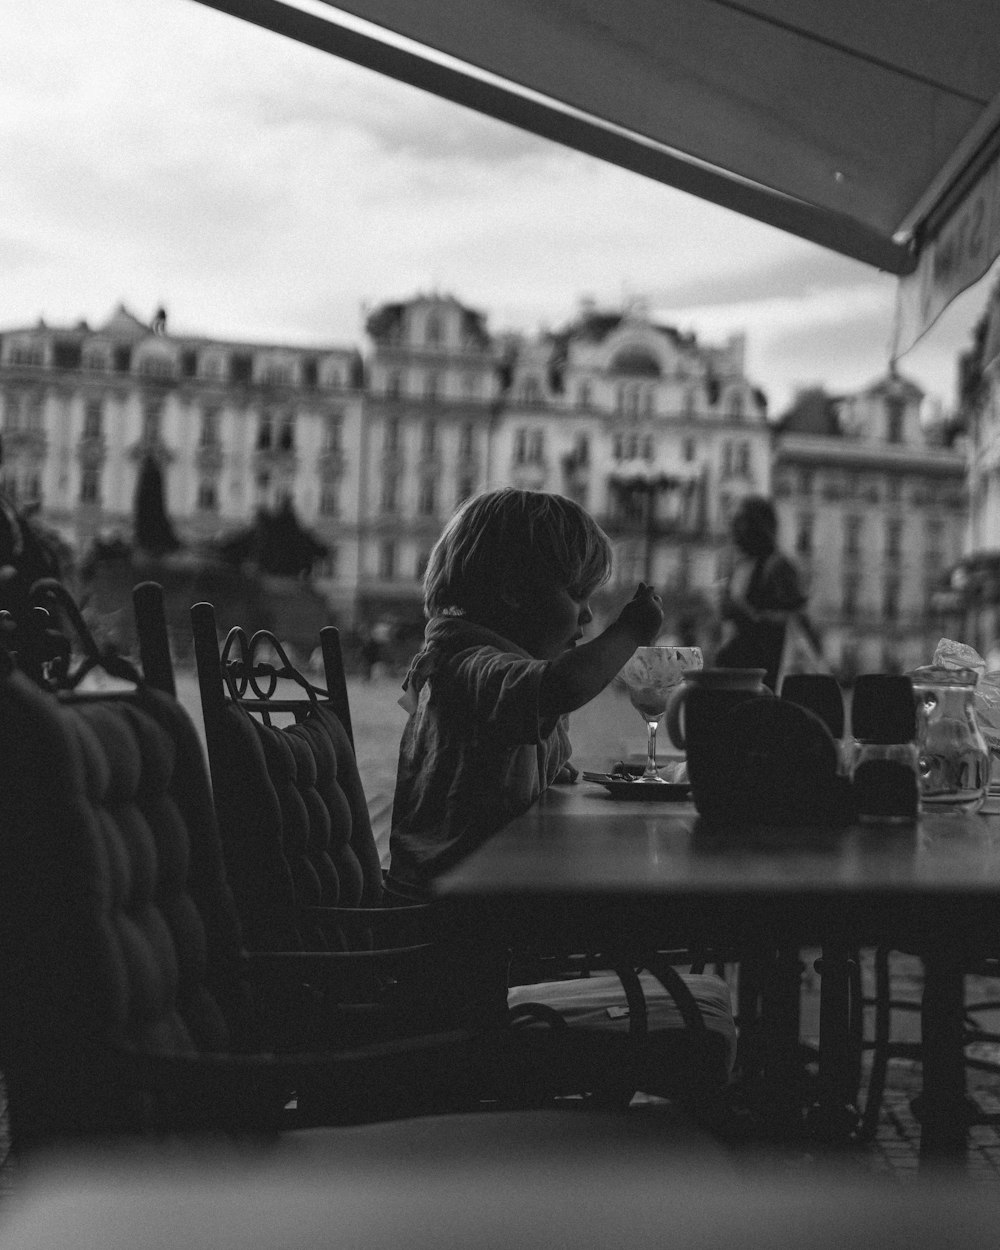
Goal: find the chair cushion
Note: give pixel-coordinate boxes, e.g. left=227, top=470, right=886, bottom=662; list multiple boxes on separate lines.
left=506, top=972, right=737, bottom=1099
left=0, top=673, right=244, bottom=1054
left=0, top=671, right=247, bottom=1124
left=210, top=703, right=383, bottom=951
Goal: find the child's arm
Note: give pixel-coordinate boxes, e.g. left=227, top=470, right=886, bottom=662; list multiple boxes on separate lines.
left=539, top=583, right=663, bottom=717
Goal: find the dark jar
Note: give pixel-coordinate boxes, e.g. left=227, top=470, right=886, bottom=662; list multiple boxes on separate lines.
left=850, top=674, right=919, bottom=825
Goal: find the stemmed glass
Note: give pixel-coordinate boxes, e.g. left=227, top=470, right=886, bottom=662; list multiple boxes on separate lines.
left=620, top=646, right=703, bottom=782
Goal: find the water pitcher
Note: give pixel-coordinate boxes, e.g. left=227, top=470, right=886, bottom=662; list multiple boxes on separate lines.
left=909, top=665, right=990, bottom=813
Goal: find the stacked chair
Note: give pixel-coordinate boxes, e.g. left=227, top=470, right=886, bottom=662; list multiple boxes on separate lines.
left=0, top=581, right=484, bottom=1154
left=185, top=593, right=737, bottom=1116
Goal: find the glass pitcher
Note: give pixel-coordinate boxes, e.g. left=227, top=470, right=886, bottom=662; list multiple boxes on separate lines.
left=909, top=665, right=990, bottom=813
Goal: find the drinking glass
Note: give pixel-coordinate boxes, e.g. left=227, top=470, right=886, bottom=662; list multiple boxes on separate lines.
left=620, top=646, right=703, bottom=782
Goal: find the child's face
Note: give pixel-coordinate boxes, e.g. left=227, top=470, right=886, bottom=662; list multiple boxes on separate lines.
left=513, top=584, right=594, bottom=660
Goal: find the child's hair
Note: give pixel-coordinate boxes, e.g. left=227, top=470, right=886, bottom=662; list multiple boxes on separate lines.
left=423, top=488, right=613, bottom=618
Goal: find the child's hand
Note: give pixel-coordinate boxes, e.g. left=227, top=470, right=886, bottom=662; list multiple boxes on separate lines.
left=617, top=582, right=663, bottom=644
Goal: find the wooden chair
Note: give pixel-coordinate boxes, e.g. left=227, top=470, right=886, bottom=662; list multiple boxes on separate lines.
left=0, top=586, right=484, bottom=1154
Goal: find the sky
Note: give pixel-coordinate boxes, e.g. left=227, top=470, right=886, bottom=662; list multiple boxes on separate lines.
left=2, top=0, right=998, bottom=418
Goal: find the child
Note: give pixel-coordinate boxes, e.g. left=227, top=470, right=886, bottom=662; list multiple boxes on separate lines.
left=386, top=487, right=663, bottom=903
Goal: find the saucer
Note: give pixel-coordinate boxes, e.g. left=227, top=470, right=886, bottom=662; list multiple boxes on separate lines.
left=581, top=773, right=692, bottom=802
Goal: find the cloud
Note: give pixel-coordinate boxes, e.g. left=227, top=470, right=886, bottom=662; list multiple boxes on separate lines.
left=0, top=0, right=988, bottom=417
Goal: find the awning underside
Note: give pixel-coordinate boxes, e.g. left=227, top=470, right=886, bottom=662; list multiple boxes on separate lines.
left=192, top=0, right=1000, bottom=276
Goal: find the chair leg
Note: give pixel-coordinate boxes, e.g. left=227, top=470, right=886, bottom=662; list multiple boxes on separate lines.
left=859, top=945, right=892, bottom=1141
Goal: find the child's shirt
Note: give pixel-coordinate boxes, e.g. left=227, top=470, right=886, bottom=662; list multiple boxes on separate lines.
left=386, top=615, right=572, bottom=901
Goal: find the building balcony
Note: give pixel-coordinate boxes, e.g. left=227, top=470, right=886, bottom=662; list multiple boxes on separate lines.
left=3, top=429, right=48, bottom=458
left=253, top=447, right=297, bottom=470
left=128, top=437, right=175, bottom=465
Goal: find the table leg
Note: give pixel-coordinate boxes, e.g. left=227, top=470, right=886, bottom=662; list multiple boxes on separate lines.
left=755, top=943, right=807, bottom=1138
left=919, top=949, right=968, bottom=1164
left=806, top=939, right=862, bottom=1143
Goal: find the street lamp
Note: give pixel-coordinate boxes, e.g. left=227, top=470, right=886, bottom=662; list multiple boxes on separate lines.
left=608, top=460, right=699, bottom=582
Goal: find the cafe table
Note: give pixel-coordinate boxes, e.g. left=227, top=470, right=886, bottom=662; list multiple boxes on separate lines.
left=435, top=782, right=1000, bottom=1165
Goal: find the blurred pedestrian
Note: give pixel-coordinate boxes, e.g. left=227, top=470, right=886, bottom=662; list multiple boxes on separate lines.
left=715, top=495, right=817, bottom=691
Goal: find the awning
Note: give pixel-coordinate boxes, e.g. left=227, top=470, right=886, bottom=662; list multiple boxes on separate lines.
left=191, top=1, right=1000, bottom=346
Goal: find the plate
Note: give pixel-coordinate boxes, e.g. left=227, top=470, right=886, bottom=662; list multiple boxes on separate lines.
left=581, top=773, right=692, bottom=802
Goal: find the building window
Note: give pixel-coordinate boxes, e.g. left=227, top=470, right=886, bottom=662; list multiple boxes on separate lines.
left=278, top=416, right=295, bottom=451
left=528, top=431, right=545, bottom=463
left=459, top=422, right=475, bottom=458
left=143, top=402, right=163, bottom=442
left=83, top=400, right=103, bottom=439
left=642, top=436, right=654, bottom=462
left=425, top=372, right=440, bottom=402
left=386, top=371, right=401, bottom=399
left=416, top=550, right=431, bottom=580
left=138, top=354, right=174, bottom=378
left=319, top=484, right=340, bottom=517
left=844, top=514, right=863, bottom=557
left=462, top=374, right=478, bottom=399
left=574, top=433, right=590, bottom=466
left=255, top=471, right=271, bottom=503
left=422, top=419, right=437, bottom=455
left=197, top=480, right=218, bottom=511
left=261, top=363, right=292, bottom=386
left=80, top=467, right=101, bottom=504
left=256, top=415, right=273, bottom=450
left=612, top=434, right=624, bottom=461
left=418, top=477, right=437, bottom=516
left=886, top=396, right=905, bottom=444
left=842, top=575, right=859, bottom=621
left=514, top=428, right=528, bottom=465
left=577, top=381, right=591, bottom=408
left=9, top=343, right=43, bottom=367
left=683, top=437, right=696, bottom=462
left=883, top=578, right=900, bottom=623
left=3, top=396, right=23, bottom=433
left=736, top=441, right=751, bottom=476
left=456, top=477, right=475, bottom=507
left=323, top=414, right=342, bottom=453
left=426, top=314, right=442, bottom=346
left=379, top=541, right=396, bottom=580
left=385, top=417, right=400, bottom=453
left=381, top=471, right=398, bottom=513
left=83, top=351, right=108, bottom=371
left=318, top=546, right=339, bottom=579
left=799, top=469, right=814, bottom=495
left=796, top=514, right=814, bottom=557
left=728, top=391, right=744, bottom=420
left=885, top=518, right=902, bottom=560
left=199, top=407, right=219, bottom=448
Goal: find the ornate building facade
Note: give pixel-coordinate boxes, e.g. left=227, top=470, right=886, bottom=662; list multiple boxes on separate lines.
left=0, top=303, right=364, bottom=619
left=0, top=293, right=772, bottom=640
left=772, top=374, right=967, bottom=676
